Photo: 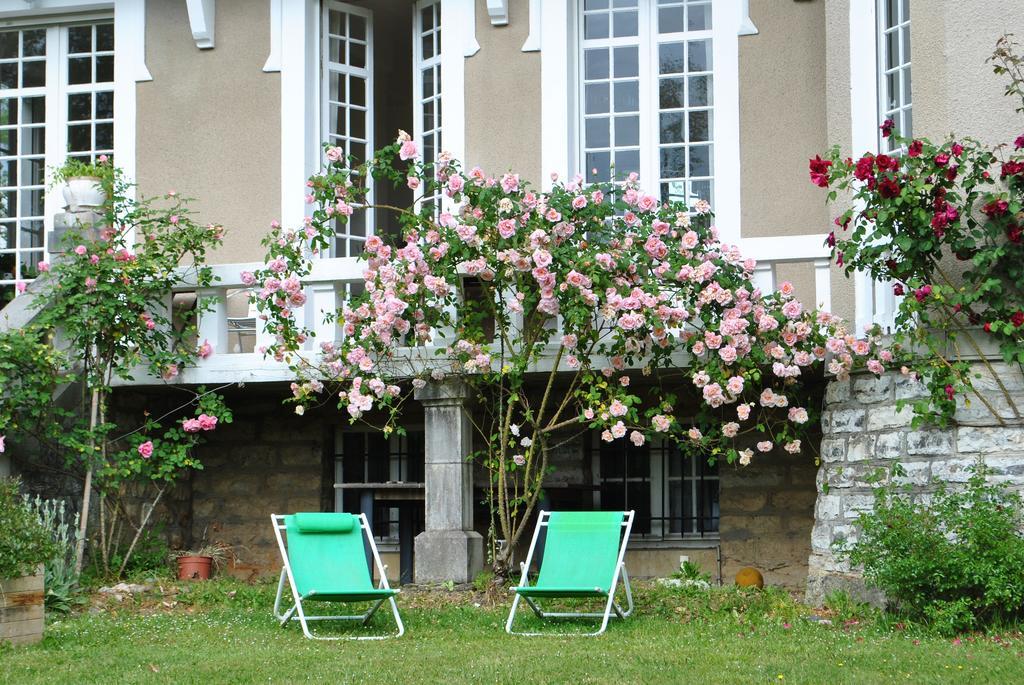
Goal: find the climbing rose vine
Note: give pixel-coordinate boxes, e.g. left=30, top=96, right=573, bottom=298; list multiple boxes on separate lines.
left=252, top=133, right=886, bottom=571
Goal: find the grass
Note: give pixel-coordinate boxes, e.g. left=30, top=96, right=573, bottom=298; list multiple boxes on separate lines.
left=2, top=578, right=1022, bottom=684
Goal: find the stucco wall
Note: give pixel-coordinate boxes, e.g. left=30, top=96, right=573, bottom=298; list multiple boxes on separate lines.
left=136, top=0, right=280, bottom=264
left=464, top=0, right=541, bottom=182
left=911, top=1, right=1024, bottom=146
left=739, top=0, right=830, bottom=240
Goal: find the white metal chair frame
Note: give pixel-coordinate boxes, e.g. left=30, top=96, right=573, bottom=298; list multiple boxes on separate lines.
left=271, top=513, right=405, bottom=640
left=505, top=510, right=635, bottom=637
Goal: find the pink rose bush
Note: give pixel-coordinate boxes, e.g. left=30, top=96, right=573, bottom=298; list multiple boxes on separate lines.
left=251, top=136, right=887, bottom=569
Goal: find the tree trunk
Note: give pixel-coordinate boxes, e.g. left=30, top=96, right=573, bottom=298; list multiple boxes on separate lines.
left=73, top=387, right=100, bottom=575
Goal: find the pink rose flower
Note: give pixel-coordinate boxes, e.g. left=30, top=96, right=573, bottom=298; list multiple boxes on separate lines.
left=399, top=139, right=419, bottom=160
left=138, top=441, right=154, bottom=459
left=198, top=340, right=213, bottom=359
left=629, top=431, right=645, bottom=447
left=182, top=418, right=202, bottom=433
left=197, top=414, right=218, bottom=431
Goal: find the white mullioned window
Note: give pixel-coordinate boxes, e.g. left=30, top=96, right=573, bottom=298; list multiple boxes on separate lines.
left=322, top=1, right=373, bottom=258
left=579, top=0, right=713, bottom=206
left=0, top=19, right=113, bottom=303
left=413, top=0, right=442, bottom=215
left=877, top=0, right=910, bottom=150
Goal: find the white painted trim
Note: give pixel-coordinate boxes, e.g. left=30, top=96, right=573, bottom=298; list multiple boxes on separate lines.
left=279, top=0, right=319, bottom=234
left=486, top=0, right=507, bottom=26
left=710, top=0, right=743, bottom=245
left=439, top=0, right=475, bottom=163
left=521, top=0, right=540, bottom=51
left=739, top=234, right=830, bottom=262
left=185, top=0, right=215, bottom=49
left=738, top=0, right=758, bottom=36
left=538, top=0, right=570, bottom=188
left=264, top=0, right=281, bottom=71
left=0, top=1, right=111, bottom=19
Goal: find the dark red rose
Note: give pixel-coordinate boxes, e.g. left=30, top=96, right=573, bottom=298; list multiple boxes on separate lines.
left=809, top=155, right=832, bottom=188
left=880, top=118, right=895, bottom=138
left=836, top=252, right=844, bottom=267
left=1001, top=160, right=1024, bottom=178
left=908, top=140, right=923, bottom=157
left=834, top=215, right=851, bottom=231
left=914, top=285, right=932, bottom=302
left=854, top=155, right=875, bottom=181
left=983, top=199, right=1010, bottom=217
left=879, top=177, right=901, bottom=198
left=934, top=153, right=950, bottom=166
left=945, top=166, right=958, bottom=181
left=1012, top=310, right=1024, bottom=328
left=1015, top=134, right=1024, bottom=150
left=893, top=283, right=905, bottom=296
left=826, top=231, right=836, bottom=247
left=1008, top=225, right=1023, bottom=243
left=875, top=154, right=898, bottom=172
left=951, top=142, right=964, bottom=157
left=945, top=384, right=955, bottom=401
left=886, top=258, right=899, bottom=272
left=984, top=322, right=992, bottom=332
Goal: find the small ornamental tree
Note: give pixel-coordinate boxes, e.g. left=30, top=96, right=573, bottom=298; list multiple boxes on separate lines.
left=252, top=134, right=888, bottom=574
left=0, top=159, right=232, bottom=576
left=810, top=35, right=1024, bottom=426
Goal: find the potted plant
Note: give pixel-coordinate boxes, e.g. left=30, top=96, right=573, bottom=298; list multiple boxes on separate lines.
left=171, top=542, right=231, bottom=581
left=52, top=157, right=114, bottom=211
left=0, top=478, right=56, bottom=646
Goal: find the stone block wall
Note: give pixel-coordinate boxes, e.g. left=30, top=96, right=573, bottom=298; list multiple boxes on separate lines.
left=719, top=449, right=818, bottom=590
left=807, top=364, right=1024, bottom=604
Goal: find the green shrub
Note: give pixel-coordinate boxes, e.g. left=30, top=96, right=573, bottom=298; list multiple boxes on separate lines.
left=0, top=478, right=57, bottom=580
left=837, top=462, right=1024, bottom=634
left=21, top=494, right=83, bottom=613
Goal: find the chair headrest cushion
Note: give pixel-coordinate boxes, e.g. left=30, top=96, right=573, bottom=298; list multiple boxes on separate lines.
left=291, top=512, right=357, bottom=534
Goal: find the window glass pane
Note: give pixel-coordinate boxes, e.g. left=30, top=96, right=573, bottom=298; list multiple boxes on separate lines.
left=95, top=91, right=113, bottom=119
left=660, top=146, right=685, bottom=177
left=585, top=117, right=609, bottom=148
left=22, top=30, right=45, bottom=57
left=612, top=10, right=639, bottom=38
left=21, top=60, right=44, bottom=88
left=613, top=81, right=638, bottom=112
left=688, top=110, right=710, bottom=141
left=660, top=111, right=684, bottom=144
left=68, top=26, right=91, bottom=53
left=584, top=48, right=609, bottom=80
left=902, top=66, right=912, bottom=105
left=659, top=6, right=684, bottom=33
left=613, top=46, right=638, bottom=78
left=349, top=42, right=365, bottom=69
left=584, top=0, right=610, bottom=9
left=68, top=124, right=90, bottom=152
left=585, top=83, right=610, bottom=114
left=688, top=75, right=711, bottom=106
left=659, top=77, right=685, bottom=109
left=68, top=57, right=91, bottom=84
left=96, top=23, right=114, bottom=51
left=688, top=3, right=710, bottom=31
left=95, top=122, right=112, bottom=151
left=0, top=32, right=17, bottom=59
left=350, top=15, right=366, bottom=41
left=659, top=43, right=685, bottom=75
left=615, top=148, right=639, bottom=176
left=586, top=151, right=611, bottom=182
left=21, top=97, right=43, bottom=125
left=1, top=159, right=15, bottom=187
left=69, top=93, right=91, bottom=121
left=584, top=13, right=609, bottom=40
left=688, top=40, right=711, bottom=72
left=95, top=55, right=113, bottom=82
left=689, top=144, right=711, bottom=176
left=615, top=115, right=639, bottom=146
left=0, top=64, right=17, bottom=90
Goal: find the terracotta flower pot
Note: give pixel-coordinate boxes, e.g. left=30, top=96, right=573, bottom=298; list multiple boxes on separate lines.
left=176, top=555, right=213, bottom=580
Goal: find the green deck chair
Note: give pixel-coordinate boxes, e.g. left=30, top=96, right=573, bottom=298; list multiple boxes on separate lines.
left=271, top=512, right=404, bottom=640
left=506, top=510, right=634, bottom=636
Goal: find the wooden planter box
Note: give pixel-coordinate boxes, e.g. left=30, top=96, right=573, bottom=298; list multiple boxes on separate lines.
left=0, top=565, right=44, bottom=646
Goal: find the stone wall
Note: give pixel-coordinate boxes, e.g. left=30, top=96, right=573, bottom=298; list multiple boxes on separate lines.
left=807, top=365, right=1024, bottom=604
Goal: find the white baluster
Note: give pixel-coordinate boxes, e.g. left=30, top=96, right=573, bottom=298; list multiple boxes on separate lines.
left=196, top=288, right=228, bottom=355
left=813, top=258, right=832, bottom=312
left=310, top=282, right=338, bottom=349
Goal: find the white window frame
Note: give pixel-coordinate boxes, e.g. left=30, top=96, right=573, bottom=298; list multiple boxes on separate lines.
left=321, top=0, right=374, bottom=258
left=876, top=0, right=910, bottom=151
left=537, top=0, right=741, bottom=244
left=413, top=0, right=443, bottom=214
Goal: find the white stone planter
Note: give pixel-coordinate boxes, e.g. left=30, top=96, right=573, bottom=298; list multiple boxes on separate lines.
left=63, top=176, right=106, bottom=210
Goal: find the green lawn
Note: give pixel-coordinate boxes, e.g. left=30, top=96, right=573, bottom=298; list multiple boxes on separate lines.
left=2, top=580, right=1022, bottom=684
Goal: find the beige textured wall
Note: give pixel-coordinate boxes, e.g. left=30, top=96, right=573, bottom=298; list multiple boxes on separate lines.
left=739, top=0, right=830, bottom=240
left=136, top=0, right=280, bottom=264
left=464, top=0, right=541, bottom=182
left=911, top=1, right=1024, bottom=146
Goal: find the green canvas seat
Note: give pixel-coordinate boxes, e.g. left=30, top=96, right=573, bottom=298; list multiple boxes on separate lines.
left=271, top=512, right=404, bottom=640
left=506, top=510, right=635, bottom=636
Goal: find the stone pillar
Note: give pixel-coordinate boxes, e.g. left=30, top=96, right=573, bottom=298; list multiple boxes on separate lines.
left=413, top=380, right=483, bottom=584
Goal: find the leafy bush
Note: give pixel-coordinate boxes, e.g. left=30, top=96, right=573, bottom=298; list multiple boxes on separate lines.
left=21, top=494, right=83, bottom=613
left=0, top=478, right=56, bottom=580
left=837, top=462, right=1024, bottom=634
